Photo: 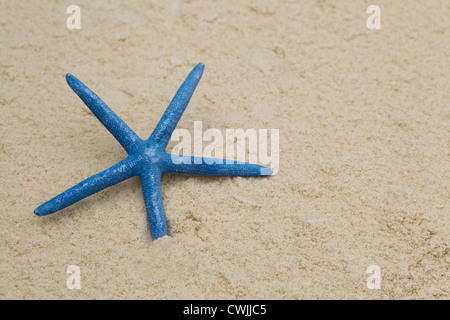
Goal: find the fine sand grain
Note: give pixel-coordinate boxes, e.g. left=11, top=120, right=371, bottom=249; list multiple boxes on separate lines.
left=1, top=0, right=449, bottom=299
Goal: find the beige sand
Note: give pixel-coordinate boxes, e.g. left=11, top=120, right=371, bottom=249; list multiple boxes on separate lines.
left=1, top=0, right=449, bottom=299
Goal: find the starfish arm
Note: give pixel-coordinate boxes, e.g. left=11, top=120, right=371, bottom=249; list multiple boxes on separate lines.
left=34, top=156, right=139, bottom=216
left=66, top=74, right=143, bottom=154
left=149, top=63, right=204, bottom=147
left=140, top=169, right=168, bottom=240
left=164, top=155, right=273, bottom=176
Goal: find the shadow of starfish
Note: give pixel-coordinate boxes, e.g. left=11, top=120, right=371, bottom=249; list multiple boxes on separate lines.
left=35, top=63, right=273, bottom=240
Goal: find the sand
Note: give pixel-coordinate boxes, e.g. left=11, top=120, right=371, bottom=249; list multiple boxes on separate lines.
left=1, top=0, right=449, bottom=299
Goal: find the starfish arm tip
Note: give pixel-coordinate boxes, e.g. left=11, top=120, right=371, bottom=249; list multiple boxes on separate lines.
left=34, top=203, right=51, bottom=216
left=193, top=63, right=205, bottom=79
left=65, top=73, right=80, bottom=90
left=65, top=73, right=75, bottom=83
left=196, top=62, right=205, bottom=70
left=260, top=167, right=274, bottom=176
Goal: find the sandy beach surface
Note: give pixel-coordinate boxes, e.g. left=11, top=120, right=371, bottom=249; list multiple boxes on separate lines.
left=1, top=0, right=449, bottom=299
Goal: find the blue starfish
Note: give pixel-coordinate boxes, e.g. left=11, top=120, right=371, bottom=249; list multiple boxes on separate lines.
left=35, top=63, right=273, bottom=240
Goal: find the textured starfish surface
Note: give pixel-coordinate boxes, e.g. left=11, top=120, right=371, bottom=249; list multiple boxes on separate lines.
left=35, top=63, right=273, bottom=240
